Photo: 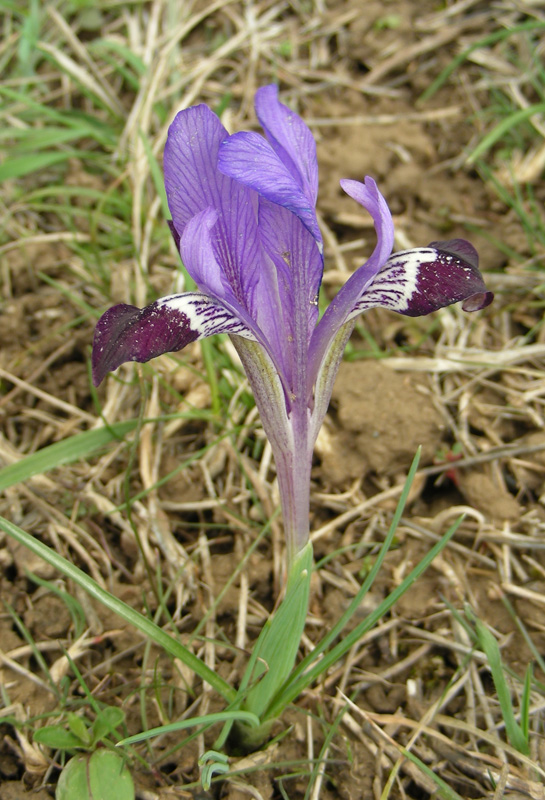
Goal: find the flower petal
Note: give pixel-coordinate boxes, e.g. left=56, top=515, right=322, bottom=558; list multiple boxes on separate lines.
left=218, top=131, right=322, bottom=247
left=164, top=104, right=227, bottom=233
left=307, top=177, right=394, bottom=397
left=254, top=84, right=318, bottom=207
left=258, top=198, right=323, bottom=396
left=347, top=240, right=494, bottom=319
left=164, top=105, right=261, bottom=306
left=92, top=293, right=254, bottom=386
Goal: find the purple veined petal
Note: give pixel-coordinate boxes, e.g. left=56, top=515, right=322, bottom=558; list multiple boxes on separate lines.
left=306, top=176, right=395, bottom=398
left=180, top=205, right=291, bottom=393
left=340, top=178, right=395, bottom=271
left=91, top=293, right=255, bottom=386
left=254, top=84, right=318, bottom=207
left=218, top=131, right=322, bottom=249
left=180, top=208, right=234, bottom=301
left=257, top=197, right=323, bottom=397
left=164, top=105, right=228, bottom=234
left=344, top=240, right=494, bottom=320
left=164, top=105, right=261, bottom=306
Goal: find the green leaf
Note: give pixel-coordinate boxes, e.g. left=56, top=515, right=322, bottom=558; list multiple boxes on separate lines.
left=0, top=515, right=236, bottom=704
left=56, top=751, right=134, bottom=800
left=401, top=749, right=465, bottom=800
left=117, top=710, right=259, bottom=747
left=467, top=609, right=529, bottom=756
left=242, top=542, right=313, bottom=720
left=68, top=713, right=91, bottom=746
left=91, top=707, right=125, bottom=744
left=33, top=725, right=83, bottom=750
left=0, top=420, right=139, bottom=492
left=467, top=103, right=545, bottom=164
left=0, top=152, right=71, bottom=182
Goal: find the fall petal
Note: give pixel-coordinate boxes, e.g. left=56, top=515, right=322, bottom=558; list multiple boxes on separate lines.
left=347, top=240, right=494, bottom=319
left=92, top=293, right=254, bottom=386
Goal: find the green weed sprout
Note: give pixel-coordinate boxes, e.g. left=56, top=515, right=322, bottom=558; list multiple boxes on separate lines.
left=33, top=707, right=134, bottom=800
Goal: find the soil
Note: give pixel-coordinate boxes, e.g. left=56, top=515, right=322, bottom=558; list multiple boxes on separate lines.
left=1, top=1, right=545, bottom=799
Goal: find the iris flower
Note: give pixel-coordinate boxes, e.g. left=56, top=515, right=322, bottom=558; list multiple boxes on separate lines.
left=92, top=85, right=492, bottom=566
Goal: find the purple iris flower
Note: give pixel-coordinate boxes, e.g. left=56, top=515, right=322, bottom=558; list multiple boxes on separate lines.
left=92, top=85, right=492, bottom=562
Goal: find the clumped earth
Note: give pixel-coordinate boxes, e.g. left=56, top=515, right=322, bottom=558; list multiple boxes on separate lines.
left=1, top=1, right=545, bottom=798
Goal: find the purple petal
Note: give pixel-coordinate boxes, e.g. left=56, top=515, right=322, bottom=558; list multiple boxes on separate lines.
left=218, top=131, right=322, bottom=248
left=164, top=106, right=260, bottom=307
left=164, top=105, right=227, bottom=233
left=167, top=220, right=180, bottom=252
left=429, top=238, right=479, bottom=270
left=307, top=177, right=395, bottom=397
left=254, top=84, right=318, bottom=206
left=180, top=208, right=234, bottom=301
left=257, top=198, right=323, bottom=396
left=92, top=293, right=254, bottom=386
left=347, top=240, right=494, bottom=319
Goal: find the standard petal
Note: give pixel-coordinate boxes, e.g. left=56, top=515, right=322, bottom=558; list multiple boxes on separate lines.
left=254, top=84, right=318, bottom=206
left=257, top=198, right=323, bottom=396
left=92, top=293, right=254, bottom=386
left=164, top=105, right=228, bottom=233
left=306, top=177, right=395, bottom=396
left=164, top=105, right=261, bottom=306
left=218, top=131, right=322, bottom=248
left=346, top=240, right=494, bottom=319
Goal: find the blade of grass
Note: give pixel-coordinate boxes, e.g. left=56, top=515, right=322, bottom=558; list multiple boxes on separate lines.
left=398, top=750, right=465, bottom=800
left=0, top=152, right=74, bottom=182
left=467, top=103, right=545, bottom=164
left=419, top=21, right=545, bottom=103
left=466, top=607, right=529, bottom=756
left=265, top=513, right=462, bottom=721
left=0, top=419, right=140, bottom=492
left=0, top=515, right=236, bottom=704
left=117, top=710, right=259, bottom=747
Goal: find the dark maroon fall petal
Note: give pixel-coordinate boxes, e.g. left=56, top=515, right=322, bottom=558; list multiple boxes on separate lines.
left=92, top=301, right=200, bottom=386
left=347, top=239, right=493, bottom=320
left=429, top=238, right=479, bottom=270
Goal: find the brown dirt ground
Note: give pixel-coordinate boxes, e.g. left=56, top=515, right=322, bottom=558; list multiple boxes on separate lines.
left=1, top=1, right=545, bottom=799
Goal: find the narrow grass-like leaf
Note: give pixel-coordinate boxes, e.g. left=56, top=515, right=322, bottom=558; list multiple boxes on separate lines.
left=0, top=516, right=236, bottom=704
left=265, top=511, right=461, bottom=721
left=0, top=419, right=139, bottom=492
left=467, top=103, right=545, bottom=164
left=26, top=571, right=87, bottom=639
left=467, top=607, right=529, bottom=756
left=521, top=664, right=532, bottom=743
left=6, top=126, right=108, bottom=151
left=242, top=542, right=313, bottom=722
left=399, top=750, right=465, bottom=800
left=419, top=22, right=545, bottom=103
left=4, top=602, right=58, bottom=695
left=0, top=152, right=72, bottom=181
left=117, top=711, right=260, bottom=747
